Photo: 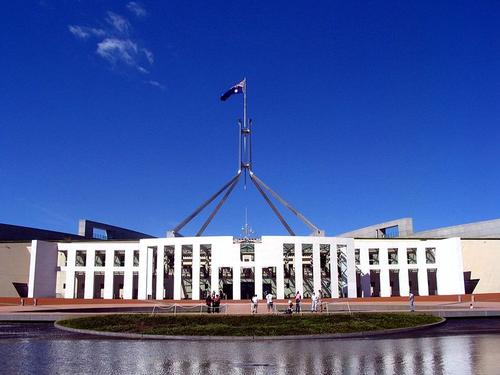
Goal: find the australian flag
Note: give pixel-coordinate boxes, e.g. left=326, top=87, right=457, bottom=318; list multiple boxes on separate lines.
left=220, top=79, right=246, bottom=101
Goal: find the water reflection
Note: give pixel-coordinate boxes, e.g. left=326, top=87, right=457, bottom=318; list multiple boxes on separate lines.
left=0, top=332, right=497, bottom=374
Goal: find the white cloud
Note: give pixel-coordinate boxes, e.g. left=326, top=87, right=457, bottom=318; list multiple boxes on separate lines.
left=106, top=11, right=130, bottom=34
left=142, top=48, right=154, bottom=64
left=68, top=25, right=105, bottom=39
left=69, top=8, right=161, bottom=87
left=127, top=2, right=147, bottom=17
left=96, top=38, right=138, bottom=66
left=147, top=80, right=165, bottom=90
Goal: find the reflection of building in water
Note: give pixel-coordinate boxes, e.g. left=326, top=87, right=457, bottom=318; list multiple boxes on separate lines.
left=27, top=235, right=465, bottom=300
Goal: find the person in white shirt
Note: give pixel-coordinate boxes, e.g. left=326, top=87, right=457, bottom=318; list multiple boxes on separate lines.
left=251, top=294, right=258, bottom=314
left=311, top=291, right=318, bottom=312
left=266, top=292, right=274, bottom=313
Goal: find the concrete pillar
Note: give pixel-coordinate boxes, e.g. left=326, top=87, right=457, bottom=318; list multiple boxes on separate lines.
left=137, top=245, right=148, bottom=300
left=233, top=266, right=241, bottom=300
left=255, top=266, right=263, bottom=299
left=65, top=249, right=76, bottom=299
left=103, top=249, right=114, bottom=299
left=276, top=263, right=285, bottom=300
left=146, top=246, right=154, bottom=299
left=418, top=268, right=429, bottom=296
left=192, top=244, right=200, bottom=300
left=123, top=249, right=134, bottom=299
left=84, top=250, right=94, bottom=299
left=211, top=265, right=218, bottom=296
left=399, top=263, right=410, bottom=297
left=156, top=245, right=164, bottom=300
left=379, top=247, right=391, bottom=297
left=345, top=239, right=357, bottom=298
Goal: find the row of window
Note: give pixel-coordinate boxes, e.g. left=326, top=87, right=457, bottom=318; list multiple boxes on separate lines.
left=354, top=247, right=436, bottom=266
left=58, top=250, right=140, bottom=267
left=59, top=246, right=436, bottom=268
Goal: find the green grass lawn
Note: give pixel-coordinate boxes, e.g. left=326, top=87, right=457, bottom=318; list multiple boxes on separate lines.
left=58, top=313, right=441, bottom=336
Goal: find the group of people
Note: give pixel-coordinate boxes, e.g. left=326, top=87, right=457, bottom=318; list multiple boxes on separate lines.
left=285, top=290, right=323, bottom=314
left=251, top=291, right=275, bottom=314
left=205, top=291, right=222, bottom=313
left=248, top=290, right=325, bottom=315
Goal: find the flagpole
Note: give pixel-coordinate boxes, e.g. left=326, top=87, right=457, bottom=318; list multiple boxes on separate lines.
left=243, top=77, right=247, bottom=134
left=238, top=119, right=242, bottom=173
left=243, top=77, right=247, bottom=188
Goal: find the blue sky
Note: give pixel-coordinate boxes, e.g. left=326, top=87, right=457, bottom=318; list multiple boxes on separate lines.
left=1, top=1, right=499, bottom=237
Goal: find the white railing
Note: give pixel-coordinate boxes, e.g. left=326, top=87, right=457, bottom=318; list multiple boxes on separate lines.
left=325, top=301, right=352, bottom=315
left=151, top=303, right=229, bottom=316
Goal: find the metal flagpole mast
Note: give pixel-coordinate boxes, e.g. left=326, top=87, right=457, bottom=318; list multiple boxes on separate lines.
left=242, top=77, right=248, bottom=188
left=169, top=78, right=324, bottom=237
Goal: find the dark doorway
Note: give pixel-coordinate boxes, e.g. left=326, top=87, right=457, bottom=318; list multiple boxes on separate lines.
left=222, top=283, right=233, bottom=300
left=93, top=272, right=104, bottom=299
left=132, top=272, right=139, bottom=299
left=370, top=270, right=381, bottom=297
left=262, top=267, right=276, bottom=297
left=74, top=272, right=85, bottom=299
left=427, top=269, right=437, bottom=295
left=356, top=270, right=362, bottom=297
left=219, top=267, right=233, bottom=300
left=113, top=272, right=124, bottom=299
left=389, top=269, right=400, bottom=296
left=163, top=246, right=174, bottom=299
left=240, top=267, right=255, bottom=300
left=408, top=269, right=419, bottom=295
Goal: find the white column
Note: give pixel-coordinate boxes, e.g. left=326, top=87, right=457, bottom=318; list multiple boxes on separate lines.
left=137, top=245, right=148, bottom=300
left=103, top=249, right=114, bottom=299
left=312, top=243, right=321, bottom=296
left=84, top=250, right=94, bottom=299
left=417, top=246, right=429, bottom=295
left=211, top=265, right=218, bottom=296
left=345, top=239, right=357, bottom=298
left=255, top=266, right=263, bottom=299
left=233, top=266, right=241, bottom=300
left=173, top=244, right=182, bottom=300
left=65, top=249, right=76, bottom=299
left=277, top=263, right=285, bottom=300
left=331, top=244, right=339, bottom=298
left=156, top=245, right=164, bottom=300
left=379, top=247, right=391, bottom=297
left=123, top=249, right=134, bottom=300
left=399, top=250, right=410, bottom=296
left=192, top=244, right=200, bottom=300
left=146, top=246, right=154, bottom=299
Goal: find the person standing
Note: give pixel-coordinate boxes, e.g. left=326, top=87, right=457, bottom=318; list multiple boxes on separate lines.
left=251, top=294, right=258, bottom=314
left=205, top=293, right=212, bottom=313
left=266, top=291, right=274, bottom=313
left=311, top=291, right=318, bottom=312
left=295, top=291, right=302, bottom=313
left=409, top=292, right=415, bottom=312
left=317, top=290, right=323, bottom=312
left=213, top=293, right=221, bottom=313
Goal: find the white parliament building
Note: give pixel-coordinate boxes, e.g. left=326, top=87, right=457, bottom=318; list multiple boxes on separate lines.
left=27, top=233, right=465, bottom=301
left=18, top=85, right=499, bottom=301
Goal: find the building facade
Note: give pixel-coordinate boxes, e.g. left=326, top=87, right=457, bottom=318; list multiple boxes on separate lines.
left=27, top=236, right=465, bottom=300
